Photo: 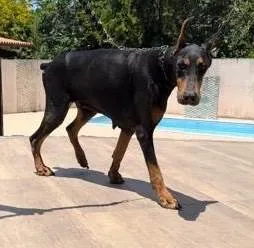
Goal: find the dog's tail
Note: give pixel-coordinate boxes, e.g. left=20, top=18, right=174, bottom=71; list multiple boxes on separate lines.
left=40, top=62, right=50, bottom=71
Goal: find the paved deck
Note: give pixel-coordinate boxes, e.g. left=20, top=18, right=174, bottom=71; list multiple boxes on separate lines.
left=0, top=136, right=254, bottom=247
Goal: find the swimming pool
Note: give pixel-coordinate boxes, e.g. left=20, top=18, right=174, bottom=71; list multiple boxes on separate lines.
left=89, top=116, right=254, bottom=138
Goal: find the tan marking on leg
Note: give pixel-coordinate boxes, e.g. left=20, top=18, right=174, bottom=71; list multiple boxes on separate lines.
left=148, top=163, right=179, bottom=209
left=108, top=130, right=132, bottom=184
left=67, top=108, right=95, bottom=168
left=32, top=137, right=54, bottom=176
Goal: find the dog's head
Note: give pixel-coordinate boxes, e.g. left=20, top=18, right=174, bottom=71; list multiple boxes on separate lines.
left=171, top=17, right=217, bottom=106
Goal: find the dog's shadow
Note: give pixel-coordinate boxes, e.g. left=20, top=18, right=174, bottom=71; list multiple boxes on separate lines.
left=0, top=167, right=217, bottom=221
left=53, top=167, right=217, bottom=221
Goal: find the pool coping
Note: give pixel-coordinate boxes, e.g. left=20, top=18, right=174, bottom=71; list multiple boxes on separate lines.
left=90, top=114, right=254, bottom=140
left=3, top=110, right=254, bottom=142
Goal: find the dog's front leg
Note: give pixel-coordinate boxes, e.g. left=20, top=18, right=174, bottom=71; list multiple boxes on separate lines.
left=133, top=77, right=181, bottom=209
left=135, top=125, right=181, bottom=209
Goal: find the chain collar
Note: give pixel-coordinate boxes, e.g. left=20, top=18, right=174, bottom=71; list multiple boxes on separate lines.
left=159, top=45, right=172, bottom=82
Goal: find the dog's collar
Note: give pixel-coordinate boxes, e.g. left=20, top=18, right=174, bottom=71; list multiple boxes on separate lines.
left=159, top=46, right=171, bottom=82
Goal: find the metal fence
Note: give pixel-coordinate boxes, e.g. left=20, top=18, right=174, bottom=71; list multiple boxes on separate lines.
left=185, top=76, right=220, bottom=119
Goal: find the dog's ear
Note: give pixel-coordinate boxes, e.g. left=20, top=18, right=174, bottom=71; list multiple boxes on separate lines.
left=173, top=17, right=194, bottom=55
left=202, top=21, right=225, bottom=57
left=202, top=36, right=219, bottom=57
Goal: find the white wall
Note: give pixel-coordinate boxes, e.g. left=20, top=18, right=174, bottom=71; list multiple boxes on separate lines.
left=2, top=59, right=254, bottom=119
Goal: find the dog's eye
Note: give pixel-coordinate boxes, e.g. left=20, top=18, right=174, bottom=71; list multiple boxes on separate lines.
left=198, top=63, right=207, bottom=73
left=178, top=63, right=188, bottom=70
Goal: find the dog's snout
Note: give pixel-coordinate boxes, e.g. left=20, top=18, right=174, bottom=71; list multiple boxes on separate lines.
left=183, top=91, right=197, bottom=103
left=178, top=91, right=199, bottom=106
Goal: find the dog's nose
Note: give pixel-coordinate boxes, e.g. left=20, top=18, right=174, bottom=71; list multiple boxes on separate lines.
left=183, top=91, right=198, bottom=104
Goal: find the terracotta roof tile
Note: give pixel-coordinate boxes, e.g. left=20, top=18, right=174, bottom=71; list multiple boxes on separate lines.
left=0, top=37, right=32, bottom=47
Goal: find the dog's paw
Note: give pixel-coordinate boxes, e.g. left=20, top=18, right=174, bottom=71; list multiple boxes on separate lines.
left=158, top=189, right=181, bottom=209
left=159, top=197, right=181, bottom=210
left=108, top=171, right=125, bottom=184
left=35, top=166, right=55, bottom=176
left=77, top=155, right=89, bottom=169
left=78, top=160, right=89, bottom=169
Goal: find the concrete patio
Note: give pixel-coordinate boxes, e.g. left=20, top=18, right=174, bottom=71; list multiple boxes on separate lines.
left=0, top=135, right=253, bottom=247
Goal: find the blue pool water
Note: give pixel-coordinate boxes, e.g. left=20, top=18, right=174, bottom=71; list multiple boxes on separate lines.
left=89, top=116, right=254, bottom=138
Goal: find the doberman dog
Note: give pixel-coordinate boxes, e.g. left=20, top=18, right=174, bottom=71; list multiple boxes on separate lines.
left=30, top=18, right=215, bottom=209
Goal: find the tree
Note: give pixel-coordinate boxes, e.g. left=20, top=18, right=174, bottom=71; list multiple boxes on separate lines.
left=221, top=0, right=254, bottom=57
left=0, top=0, right=33, bottom=40
left=92, top=0, right=142, bottom=47
left=0, top=0, right=33, bottom=58
left=33, top=0, right=254, bottom=59
left=33, top=0, right=104, bottom=58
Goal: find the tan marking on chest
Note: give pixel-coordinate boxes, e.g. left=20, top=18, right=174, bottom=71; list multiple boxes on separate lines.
left=152, top=107, right=165, bottom=124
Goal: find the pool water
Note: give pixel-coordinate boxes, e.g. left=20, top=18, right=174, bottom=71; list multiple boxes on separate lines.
left=89, top=116, right=254, bottom=138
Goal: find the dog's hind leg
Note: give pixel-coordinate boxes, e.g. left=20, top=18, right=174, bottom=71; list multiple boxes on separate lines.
left=30, top=96, right=70, bottom=176
left=108, top=129, right=133, bottom=184
left=66, top=107, right=96, bottom=168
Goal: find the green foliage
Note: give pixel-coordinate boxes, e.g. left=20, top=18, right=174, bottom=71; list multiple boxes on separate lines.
left=1, top=0, right=254, bottom=58
left=220, top=0, right=254, bottom=57
left=0, top=0, right=32, bottom=38
left=93, top=0, right=142, bottom=47
left=133, top=0, right=172, bottom=46
left=34, top=0, right=102, bottom=59
left=0, top=0, right=34, bottom=58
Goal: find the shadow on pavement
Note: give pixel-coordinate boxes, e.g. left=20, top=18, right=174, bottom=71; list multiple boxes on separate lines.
left=0, top=168, right=217, bottom=221
left=0, top=199, right=141, bottom=220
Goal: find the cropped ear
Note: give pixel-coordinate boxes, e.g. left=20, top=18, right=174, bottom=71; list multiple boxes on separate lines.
left=202, top=36, right=219, bottom=57
left=202, top=38, right=218, bottom=51
left=173, top=17, right=194, bottom=55
left=202, top=19, right=226, bottom=57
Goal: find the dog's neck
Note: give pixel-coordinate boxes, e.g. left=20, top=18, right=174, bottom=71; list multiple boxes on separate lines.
left=160, top=47, right=178, bottom=87
left=151, top=47, right=178, bottom=107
